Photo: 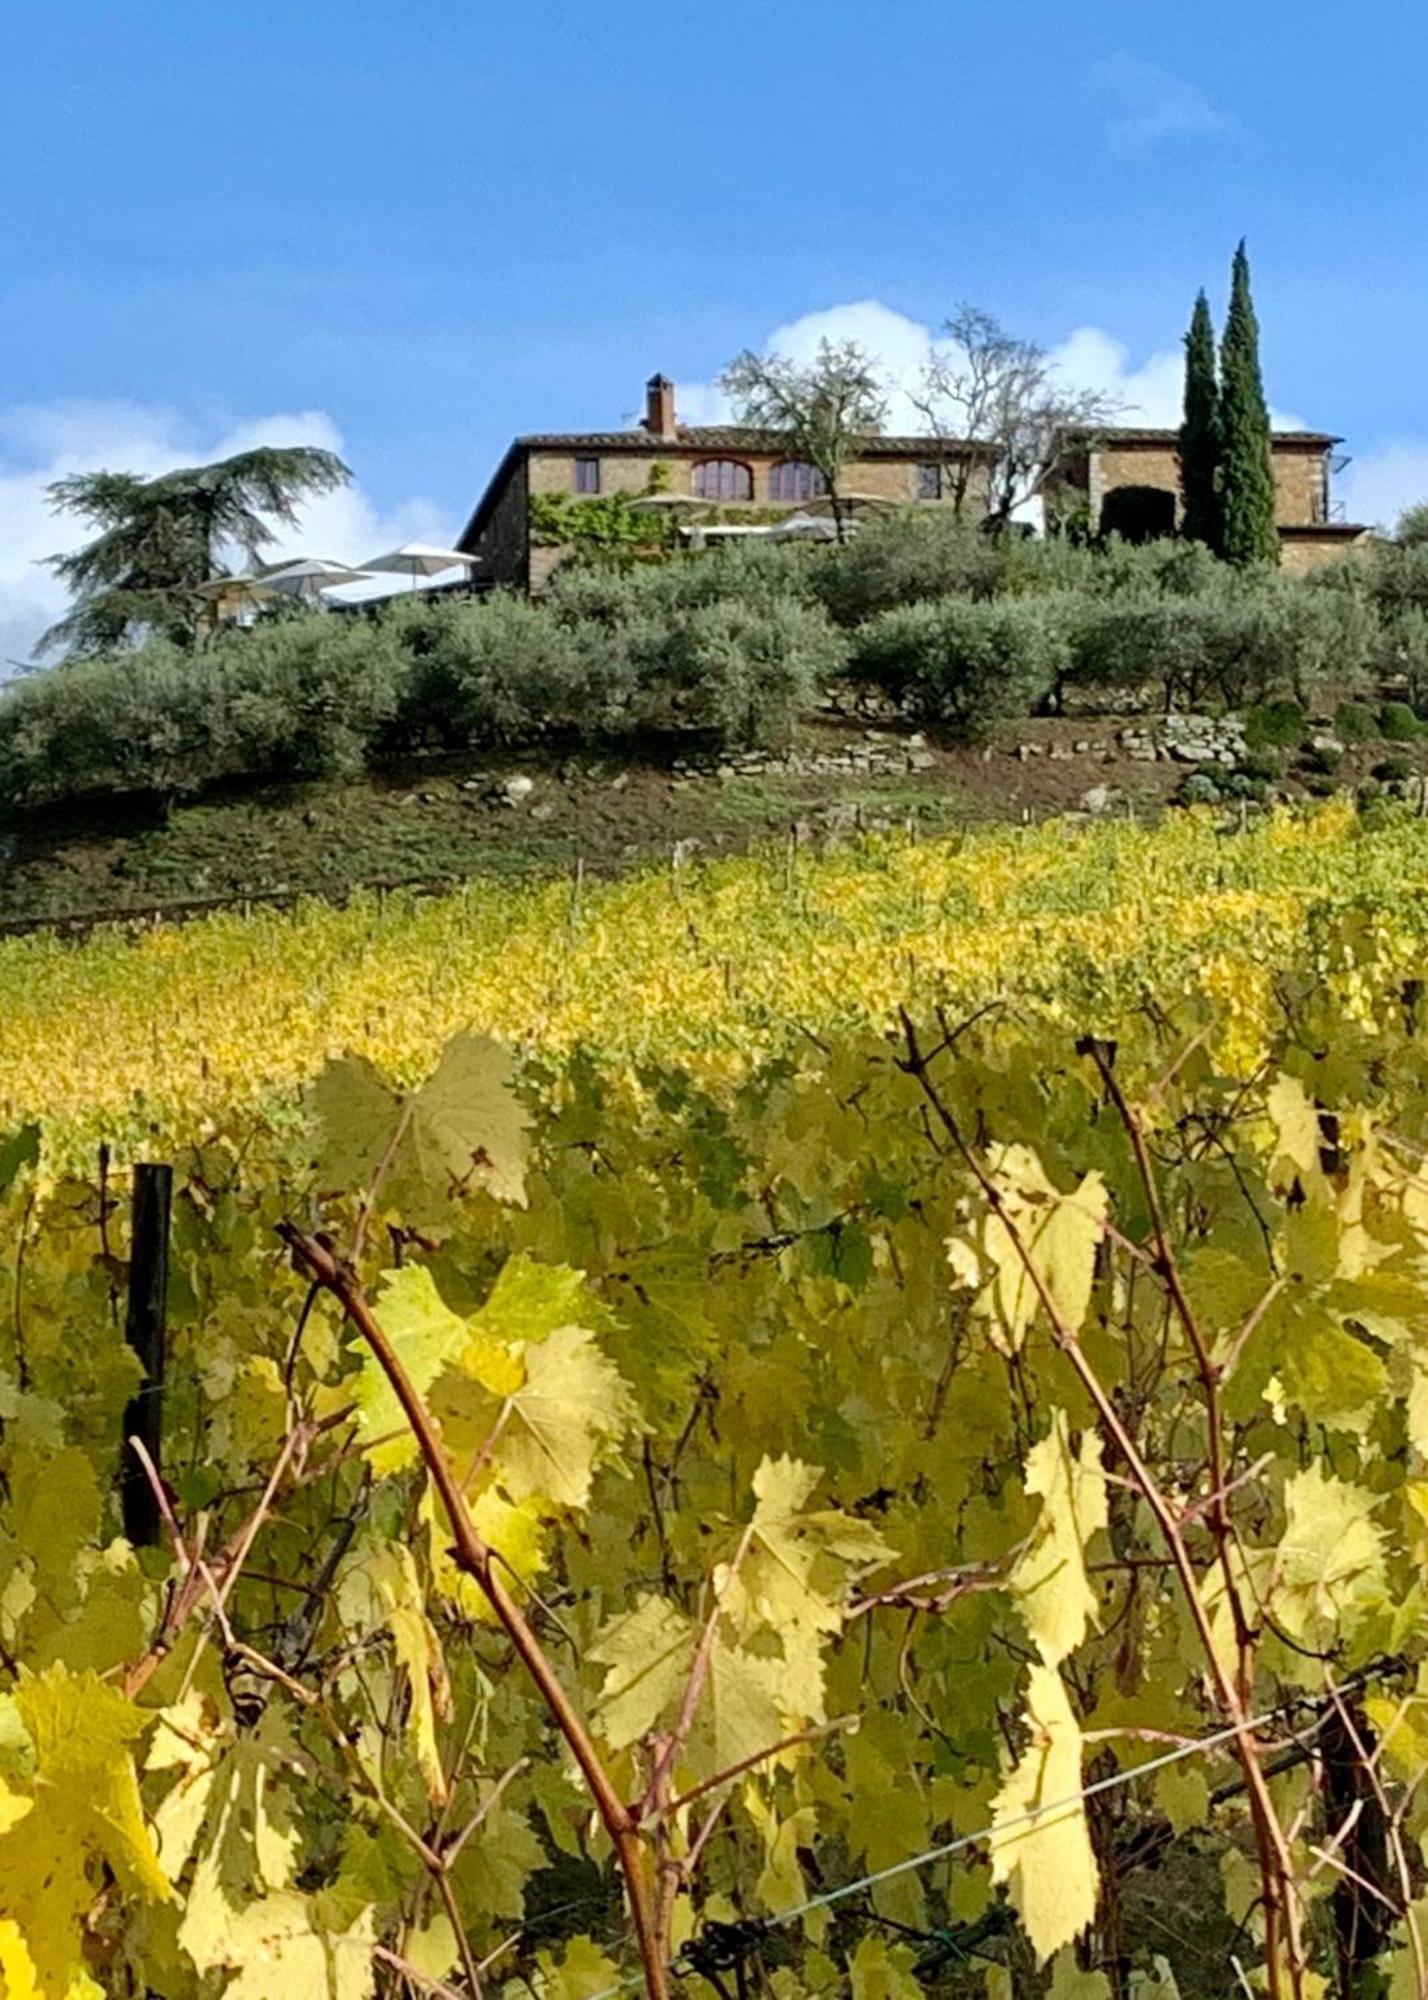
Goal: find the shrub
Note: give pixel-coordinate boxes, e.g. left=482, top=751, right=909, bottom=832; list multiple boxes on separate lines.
left=1244, top=698, right=1306, bottom=749
left=814, top=512, right=1006, bottom=626
left=1373, top=754, right=1413, bottom=783
left=1068, top=578, right=1373, bottom=717
left=1380, top=700, right=1422, bottom=742
left=397, top=594, right=587, bottom=747
left=0, top=616, right=407, bottom=806
left=850, top=596, right=1068, bottom=736
left=1178, top=772, right=1222, bottom=805
left=1238, top=746, right=1286, bottom=782
left=1299, top=742, right=1342, bottom=777
left=1375, top=606, right=1428, bottom=713
left=1334, top=699, right=1377, bottom=743
left=1070, top=597, right=1222, bottom=710
left=653, top=597, right=844, bottom=746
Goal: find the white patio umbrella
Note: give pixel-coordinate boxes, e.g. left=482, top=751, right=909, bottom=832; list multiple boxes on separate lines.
left=358, top=542, right=476, bottom=592
left=195, top=572, right=282, bottom=618
left=768, top=511, right=839, bottom=542
left=260, top=559, right=376, bottom=607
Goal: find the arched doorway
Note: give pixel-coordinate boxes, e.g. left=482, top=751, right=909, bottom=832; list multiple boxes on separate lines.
left=1100, top=484, right=1178, bottom=544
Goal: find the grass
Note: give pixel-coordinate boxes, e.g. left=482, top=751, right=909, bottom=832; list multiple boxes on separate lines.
left=0, top=737, right=985, bottom=928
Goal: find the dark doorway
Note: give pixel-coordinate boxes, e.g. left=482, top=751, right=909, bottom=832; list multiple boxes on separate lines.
left=1100, top=484, right=1178, bottom=544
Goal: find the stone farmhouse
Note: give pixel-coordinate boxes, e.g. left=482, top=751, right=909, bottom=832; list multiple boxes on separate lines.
left=457, top=375, right=998, bottom=590
left=1044, top=427, right=1370, bottom=572
left=457, top=374, right=1369, bottom=589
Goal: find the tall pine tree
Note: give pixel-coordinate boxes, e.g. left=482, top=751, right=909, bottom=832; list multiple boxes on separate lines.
left=1178, top=290, right=1221, bottom=548
left=1217, top=241, right=1279, bottom=566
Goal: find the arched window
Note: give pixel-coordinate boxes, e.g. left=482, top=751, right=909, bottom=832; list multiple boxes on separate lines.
left=691, top=458, right=753, bottom=501
left=1100, top=484, right=1178, bottom=545
left=769, top=459, right=828, bottom=502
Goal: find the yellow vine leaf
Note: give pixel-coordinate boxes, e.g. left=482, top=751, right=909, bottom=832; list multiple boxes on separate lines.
left=402, top=1032, right=531, bottom=1209
left=1010, top=1412, right=1108, bottom=1667
left=948, top=1147, right=1107, bottom=1354
left=527, top=1936, right=623, bottom=1999
left=0, top=1668, right=169, bottom=2000
left=716, top=1456, right=893, bottom=1718
left=495, top=1321, right=638, bottom=1511
left=848, top=1933, right=925, bottom=1997
left=310, top=1035, right=529, bottom=1213
left=358, top=1263, right=521, bottom=1477
left=1264, top=1074, right=1324, bottom=1189
left=0, top=1921, right=39, bottom=2000
left=339, top=1540, right=450, bottom=1804
left=989, top=1665, right=1098, bottom=1965
left=587, top=1589, right=785, bottom=1783
left=422, top=1479, right=547, bottom=1624
left=1274, top=1464, right=1387, bottom=1650
left=1049, top=1950, right=1112, bottom=1997
left=173, top=1709, right=304, bottom=1977
left=206, top=1892, right=374, bottom=2000
left=0, top=1779, right=29, bottom=1839
left=589, top=1594, right=695, bottom=1753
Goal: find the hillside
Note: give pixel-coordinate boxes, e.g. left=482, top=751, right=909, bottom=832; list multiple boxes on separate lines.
left=2, top=706, right=1419, bottom=930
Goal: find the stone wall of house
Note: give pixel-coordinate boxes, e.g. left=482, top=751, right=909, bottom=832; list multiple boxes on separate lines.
left=1052, top=439, right=1332, bottom=534
left=526, top=447, right=992, bottom=509
left=469, top=457, right=529, bottom=588
left=1270, top=448, right=1327, bottom=526
left=1279, top=531, right=1372, bottom=575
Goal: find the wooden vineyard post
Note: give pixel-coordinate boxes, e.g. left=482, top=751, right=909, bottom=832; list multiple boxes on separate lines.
left=121, top=1163, right=172, bottom=1547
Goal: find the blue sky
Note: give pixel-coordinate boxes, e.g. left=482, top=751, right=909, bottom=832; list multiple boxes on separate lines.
left=2, top=1, right=1424, bottom=657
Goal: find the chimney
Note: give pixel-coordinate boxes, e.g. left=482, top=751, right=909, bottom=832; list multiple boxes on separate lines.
left=643, top=373, right=677, bottom=437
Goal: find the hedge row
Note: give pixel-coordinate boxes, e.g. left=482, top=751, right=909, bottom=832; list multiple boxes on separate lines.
left=0, top=563, right=844, bottom=807
left=5, top=515, right=1427, bottom=806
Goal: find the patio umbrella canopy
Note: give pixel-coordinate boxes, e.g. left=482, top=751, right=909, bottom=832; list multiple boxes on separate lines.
left=259, top=559, right=375, bottom=605
left=359, top=542, right=476, bottom=590
left=768, top=511, right=839, bottom=542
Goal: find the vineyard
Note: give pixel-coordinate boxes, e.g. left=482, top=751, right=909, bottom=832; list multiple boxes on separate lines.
left=6, top=802, right=1428, bottom=1997
left=2, top=797, right=1427, bottom=1160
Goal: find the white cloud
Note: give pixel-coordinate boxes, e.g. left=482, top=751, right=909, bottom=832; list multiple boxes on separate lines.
left=1339, top=441, right=1428, bottom=533
left=1088, top=55, right=1226, bottom=154
left=677, top=299, right=1302, bottom=437
left=0, top=402, right=449, bottom=673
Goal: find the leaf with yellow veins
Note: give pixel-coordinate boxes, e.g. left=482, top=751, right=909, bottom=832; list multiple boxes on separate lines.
left=467, top=1253, right=596, bottom=1349
left=688, top=1634, right=786, bottom=1783
left=1274, top=1464, right=1387, bottom=1648
left=356, top=1264, right=521, bottom=1478
left=716, top=1456, right=894, bottom=1719
left=404, top=1032, right=530, bottom=1209
left=589, top=1591, right=785, bottom=1784
left=422, top=1478, right=547, bottom=1623
left=1010, top=1412, right=1108, bottom=1667
left=0, top=1668, right=170, bottom=2000
left=495, top=1322, right=637, bottom=1511
left=948, top=1146, right=1107, bottom=1354
left=589, top=1594, right=695, bottom=1753
left=340, top=1540, right=450, bottom=1804
left=989, top=1664, right=1098, bottom=1965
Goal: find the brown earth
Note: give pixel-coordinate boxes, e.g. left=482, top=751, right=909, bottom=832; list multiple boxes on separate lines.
left=0, top=714, right=1415, bottom=932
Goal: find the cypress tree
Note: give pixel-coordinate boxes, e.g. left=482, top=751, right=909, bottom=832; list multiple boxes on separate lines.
left=1178, top=289, right=1221, bottom=548
left=1217, top=240, right=1279, bottom=565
